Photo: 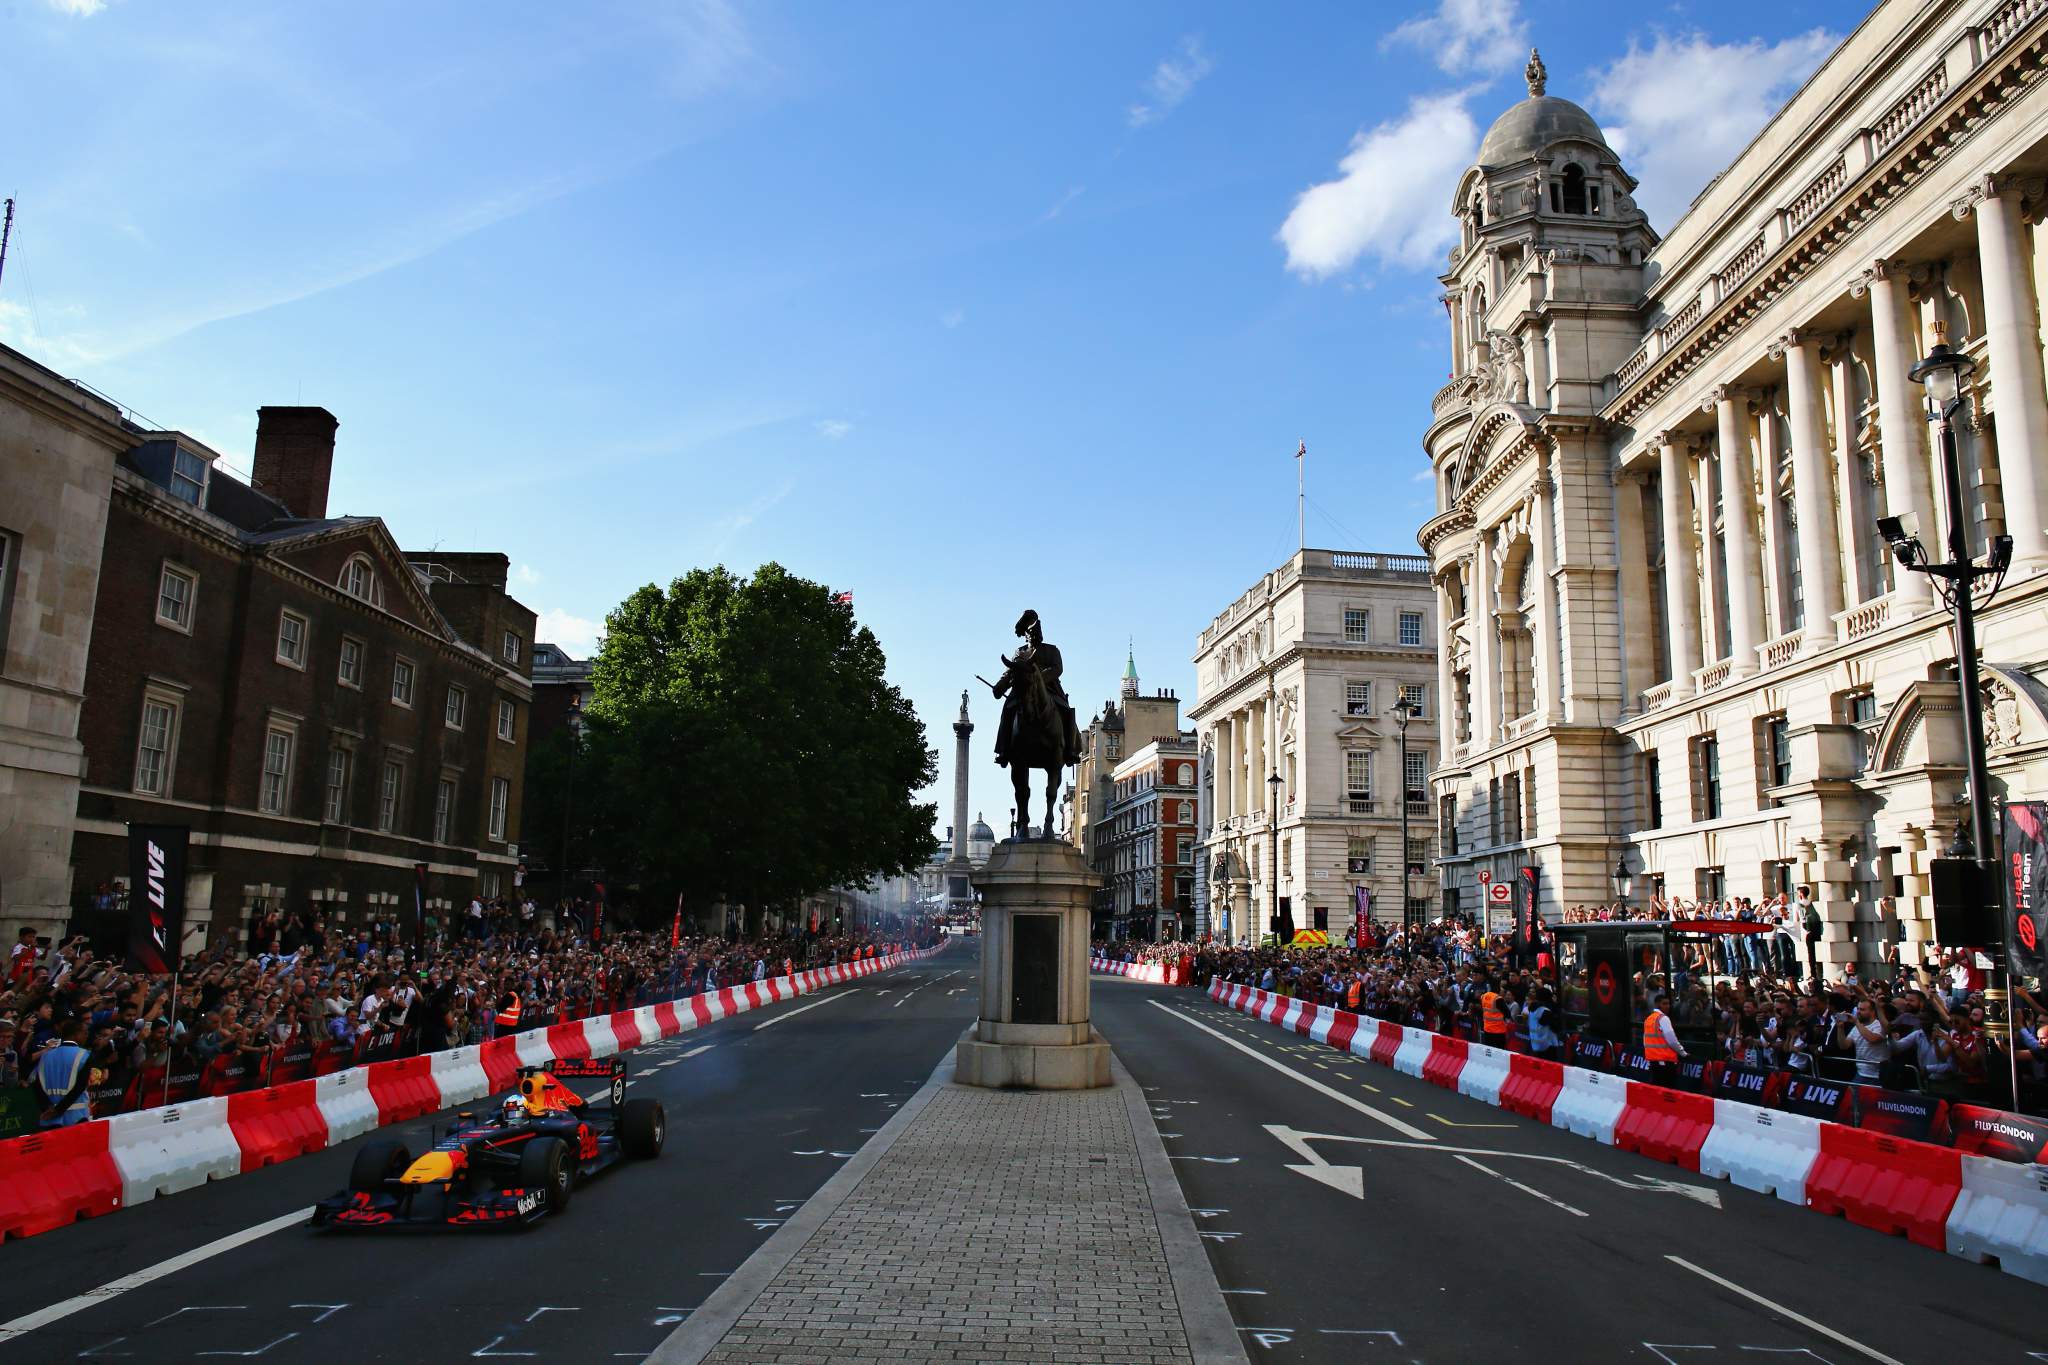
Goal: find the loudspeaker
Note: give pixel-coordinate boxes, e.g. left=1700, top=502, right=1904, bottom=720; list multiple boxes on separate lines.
left=1931, top=858, right=1996, bottom=946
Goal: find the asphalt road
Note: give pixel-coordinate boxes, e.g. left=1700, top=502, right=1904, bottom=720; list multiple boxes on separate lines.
left=0, top=943, right=980, bottom=1364
left=1092, top=976, right=2048, bottom=1365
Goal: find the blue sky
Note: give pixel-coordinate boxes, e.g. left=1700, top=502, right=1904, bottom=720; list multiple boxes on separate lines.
left=3, top=0, right=1849, bottom=833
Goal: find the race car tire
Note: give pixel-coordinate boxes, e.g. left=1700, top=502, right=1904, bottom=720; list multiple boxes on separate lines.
left=619, top=1097, right=666, bottom=1159
left=518, top=1135, right=574, bottom=1214
left=350, top=1140, right=411, bottom=1193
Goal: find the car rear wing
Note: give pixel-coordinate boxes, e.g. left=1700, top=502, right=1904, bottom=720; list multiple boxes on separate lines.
left=546, top=1055, right=627, bottom=1110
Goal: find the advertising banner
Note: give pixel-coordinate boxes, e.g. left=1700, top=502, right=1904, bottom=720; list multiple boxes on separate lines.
left=2003, top=801, right=2048, bottom=977
left=125, top=823, right=190, bottom=974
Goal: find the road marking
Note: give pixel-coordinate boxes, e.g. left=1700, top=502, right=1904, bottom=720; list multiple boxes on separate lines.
left=1220, top=1289, right=1268, bottom=1296
left=0, top=1209, right=311, bottom=1347
left=1663, top=1257, right=1904, bottom=1365
left=753, top=994, right=848, bottom=1030
left=1389, top=1097, right=1415, bottom=1108
left=1428, top=1113, right=1515, bottom=1129
left=1265, top=1125, right=1720, bottom=1209
left=682, top=1044, right=714, bottom=1058
left=1150, top=1003, right=1433, bottom=1140
left=1456, top=1154, right=1587, bottom=1216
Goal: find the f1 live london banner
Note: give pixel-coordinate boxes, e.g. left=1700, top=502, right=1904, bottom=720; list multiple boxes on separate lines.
left=125, top=823, right=190, bottom=974
left=1520, top=864, right=1541, bottom=955
left=2007, top=801, right=2048, bottom=978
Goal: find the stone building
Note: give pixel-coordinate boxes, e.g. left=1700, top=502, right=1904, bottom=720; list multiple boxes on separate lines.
left=1070, top=652, right=1185, bottom=929
left=1420, top=12, right=2048, bottom=973
left=0, top=343, right=124, bottom=936
left=69, top=405, right=535, bottom=947
left=1103, top=736, right=1199, bottom=940
left=1191, top=549, right=1439, bottom=943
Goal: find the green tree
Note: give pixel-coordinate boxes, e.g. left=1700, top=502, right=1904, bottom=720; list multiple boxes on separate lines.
left=585, top=562, right=938, bottom=917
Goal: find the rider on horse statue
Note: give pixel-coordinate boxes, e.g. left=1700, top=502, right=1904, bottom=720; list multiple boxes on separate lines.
left=993, top=609, right=1080, bottom=770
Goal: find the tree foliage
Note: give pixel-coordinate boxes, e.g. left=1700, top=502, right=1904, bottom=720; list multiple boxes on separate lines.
left=580, top=562, right=938, bottom=912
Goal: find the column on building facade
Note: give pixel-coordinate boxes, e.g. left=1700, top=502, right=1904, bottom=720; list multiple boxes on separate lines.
left=1470, top=539, right=1498, bottom=747
left=1657, top=433, right=1703, bottom=694
left=1829, top=344, right=1877, bottom=605
left=1713, top=390, right=1766, bottom=673
left=1613, top=467, right=1656, bottom=705
left=1973, top=179, right=2048, bottom=575
left=1696, top=448, right=1722, bottom=663
left=1861, top=263, right=1937, bottom=608
left=1533, top=459, right=1564, bottom=721
left=1213, top=715, right=1233, bottom=826
left=1782, top=333, right=1848, bottom=644
left=1435, top=574, right=1457, bottom=761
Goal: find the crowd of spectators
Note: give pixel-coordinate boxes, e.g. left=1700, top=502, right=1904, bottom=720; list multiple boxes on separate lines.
left=3, top=897, right=936, bottom=1130
left=1097, top=909, right=2046, bottom=1114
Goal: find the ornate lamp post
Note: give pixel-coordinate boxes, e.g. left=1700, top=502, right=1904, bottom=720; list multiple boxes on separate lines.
left=1267, top=770, right=1283, bottom=942
left=1612, top=855, right=1632, bottom=919
left=1881, top=323, right=2015, bottom=1083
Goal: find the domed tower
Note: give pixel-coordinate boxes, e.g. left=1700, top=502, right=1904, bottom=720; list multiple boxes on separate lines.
left=1419, top=49, right=1657, bottom=927
left=1120, top=643, right=1140, bottom=701
left=968, top=813, right=996, bottom=865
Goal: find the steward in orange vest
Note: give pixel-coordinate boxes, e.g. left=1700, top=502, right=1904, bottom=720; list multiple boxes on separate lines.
left=494, top=991, right=522, bottom=1030
left=1480, top=987, right=1509, bottom=1041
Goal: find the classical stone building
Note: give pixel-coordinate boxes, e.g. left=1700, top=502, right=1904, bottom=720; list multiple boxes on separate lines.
left=1069, top=652, right=1185, bottom=927
left=1103, top=736, right=1199, bottom=941
left=1191, top=549, right=1439, bottom=943
left=69, top=406, right=536, bottom=947
left=1421, top=12, right=2048, bottom=973
left=0, top=343, right=124, bottom=936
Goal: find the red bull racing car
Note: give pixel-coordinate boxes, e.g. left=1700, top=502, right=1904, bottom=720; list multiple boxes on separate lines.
left=311, top=1057, right=665, bottom=1229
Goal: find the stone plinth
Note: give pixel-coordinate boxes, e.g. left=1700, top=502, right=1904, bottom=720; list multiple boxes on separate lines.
left=955, top=838, right=1111, bottom=1090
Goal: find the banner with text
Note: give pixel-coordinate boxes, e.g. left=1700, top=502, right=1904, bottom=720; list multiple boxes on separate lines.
left=125, top=823, right=190, bottom=974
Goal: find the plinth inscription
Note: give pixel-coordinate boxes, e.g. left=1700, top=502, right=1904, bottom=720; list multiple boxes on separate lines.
left=1010, top=912, right=1059, bottom=1023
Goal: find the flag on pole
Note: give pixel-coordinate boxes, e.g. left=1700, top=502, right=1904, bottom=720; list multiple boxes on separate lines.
left=833, top=591, right=853, bottom=605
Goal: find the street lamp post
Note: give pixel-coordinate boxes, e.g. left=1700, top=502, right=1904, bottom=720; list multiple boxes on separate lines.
left=1393, top=701, right=1413, bottom=951
left=1267, top=770, right=1283, bottom=943
left=1883, top=322, right=2017, bottom=1088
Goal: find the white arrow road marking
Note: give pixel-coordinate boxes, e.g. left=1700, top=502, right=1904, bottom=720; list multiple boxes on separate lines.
left=1663, top=1257, right=1904, bottom=1365
left=1151, top=1003, right=1433, bottom=1140
left=1286, top=1162, right=1365, bottom=1199
left=681, top=1044, right=714, bottom=1057
left=1456, top=1154, right=1587, bottom=1216
left=1264, top=1125, right=1721, bottom=1209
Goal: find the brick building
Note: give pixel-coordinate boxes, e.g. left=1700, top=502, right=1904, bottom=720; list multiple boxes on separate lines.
left=1103, top=736, right=1200, bottom=942
left=69, top=405, right=535, bottom=949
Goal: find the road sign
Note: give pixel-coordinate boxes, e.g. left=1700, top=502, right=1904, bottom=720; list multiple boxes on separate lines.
left=1488, top=882, right=1513, bottom=905
left=1478, top=870, right=1492, bottom=885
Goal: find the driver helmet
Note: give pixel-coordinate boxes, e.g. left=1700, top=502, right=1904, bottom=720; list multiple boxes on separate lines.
left=502, top=1094, right=527, bottom=1124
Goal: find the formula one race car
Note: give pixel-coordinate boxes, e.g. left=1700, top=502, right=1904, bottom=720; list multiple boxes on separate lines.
left=311, top=1057, right=665, bottom=1229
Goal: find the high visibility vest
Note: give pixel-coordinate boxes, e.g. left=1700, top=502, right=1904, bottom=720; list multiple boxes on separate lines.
left=495, top=992, right=522, bottom=1028
left=1346, top=979, right=1363, bottom=1010
left=1481, top=992, right=1507, bottom=1036
left=1642, top=1009, right=1678, bottom=1062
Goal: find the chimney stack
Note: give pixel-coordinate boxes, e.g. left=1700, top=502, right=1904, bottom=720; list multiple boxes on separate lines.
left=252, top=406, right=339, bottom=520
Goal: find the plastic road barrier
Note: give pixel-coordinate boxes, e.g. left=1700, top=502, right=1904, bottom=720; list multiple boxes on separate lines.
left=545, top=1020, right=592, bottom=1063
left=106, top=1096, right=241, bottom=1206
left=1552, top=1067, right=1627, bottom=1144
left=1458, top=1044, right=1511, bottom=1108
left=1698, top=1100, right=1823, bottom=1206
left=1325, top=1010, right=1362, bottom=1054
left=1946, top=1153, right=2048, bottom=1287
left=1613, top=1083, right=1714, bottom=1170
left=0, top=1122, right=123, bottom=1239
left=430, top=1045, right=491, bottom=1109
left=1422, top=1035, right=1469, bottom=1091
left=1392, top=1027, right=1434, bottom=1079
left=1806, top=1124, right=1961, bottom=1249
left=1499, top=1054, right=1564, bottom=1124
left=229, top=1080, right=328, bottom=1171
left=314, top=1068, right=381, bottom=1144
left=365, top=1056, right=440, bottom=1126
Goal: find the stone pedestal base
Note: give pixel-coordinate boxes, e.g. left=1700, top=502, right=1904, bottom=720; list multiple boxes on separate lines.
left=955, top=1028, right=1112, bottom=1090
left=957, top=837, right=1111, bottom=1091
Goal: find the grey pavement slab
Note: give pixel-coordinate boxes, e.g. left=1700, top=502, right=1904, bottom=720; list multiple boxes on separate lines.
left=654, top=1043, right=1244, bottom=1365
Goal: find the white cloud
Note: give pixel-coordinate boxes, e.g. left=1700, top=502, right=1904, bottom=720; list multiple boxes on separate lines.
left=940, top=308, right=965, bottom=329
left=535, top=607, right=602, bottom=656
left=1385, top=0, right=1527, bottom=76
left=513, top=563, right=542, bottom=587
left=47, top=0, right=105, bottom=15
left=814, top=418, right=852, bottom=440
left=1277, top=91, right=1479, bottom=278
left=1128, top=36, right=1213, bottom=128
left=1038, top=185, right=1086, bottom=223
left=1410, top=468, right=1436, bottom=483
left=1591, top=29, right=1837, bottom=231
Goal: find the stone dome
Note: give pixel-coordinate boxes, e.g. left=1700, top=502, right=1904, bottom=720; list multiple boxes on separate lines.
left=1475, top=48, right=1609, bottom=166
left=969, top=816, right=995, bottom=843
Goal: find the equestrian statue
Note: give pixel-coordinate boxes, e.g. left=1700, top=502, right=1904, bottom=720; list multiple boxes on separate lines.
left=986, top=609, right=1080, bottom=840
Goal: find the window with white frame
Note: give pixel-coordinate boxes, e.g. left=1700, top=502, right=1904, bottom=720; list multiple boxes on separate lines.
left=156, top=564, right=195, bottom=633
left=445, top=685, right=466, bottom=730
left=497, top=699, right=515, bottom=741
left=324, top=747, right=352, bottom=824
left=1176, top=836, right=1192, bottom=864
left=169, top=449, right=208, bottom=506
left=489, top=776, right=510, bottom=840
left=378, top=759, right=405, bottom=832
left=1343, top=608, right=1370, bottom=643
left=134, top=691, right=181, bottom=796
left=1346, top=680, right=1371, bottom=716
left=1345, top=750, right=1372, bottom=803
left=276, top=610, right=308, bottom=669
left=340, top=556, right=375, bottom=604
left=502, top=630, right=521, bottom=665
left=1347, top=835, right=1373, bottom=874
left=391, top=658, right=416, bottom=707
left=1399, top=611, right=1424, bottom=646
left=1404, top=750, right=1428, bottom=805
left=260, top=726, right=296, bottom=815
left=338, top=636, right=364, bottom=689
left=1399, top=682, right=1426, bottom=716
left=434, top=776, right=456, bottom=843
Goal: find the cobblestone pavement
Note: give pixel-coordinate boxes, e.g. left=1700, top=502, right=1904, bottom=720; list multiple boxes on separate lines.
left=700, top=1080, right=1196, bottom=1365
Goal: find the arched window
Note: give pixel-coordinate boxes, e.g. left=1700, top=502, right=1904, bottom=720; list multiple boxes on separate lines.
left=1553, top=163, right=1591, bottom=216
left=1470, top=193, right=1485, bottom=228
left=339, top=555, right=379, bottom=605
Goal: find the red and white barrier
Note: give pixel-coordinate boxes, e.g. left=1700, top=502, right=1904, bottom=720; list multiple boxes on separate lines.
left=0, top=946, right=941, bottom=1242
left=1203, top=976, right=2048, bottom=1289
